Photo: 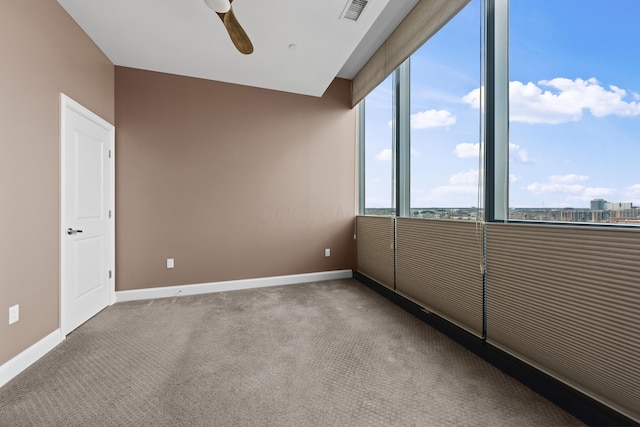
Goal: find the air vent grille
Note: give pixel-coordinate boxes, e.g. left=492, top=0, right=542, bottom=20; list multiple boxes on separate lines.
left=342, top=0, right=368, bottom=21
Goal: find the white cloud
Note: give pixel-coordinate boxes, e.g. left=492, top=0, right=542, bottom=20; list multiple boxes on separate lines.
left=376, top=148, right=420, bottom=161
left=453, top=142, right=480, bottom=158
left=527, top=174, right=615, bottom=202
left=624, top=184, right=640, bottom=195
left=622, top=184, right=640, bottom=203
left=412, top=170, right=483, bottom=206
left=566, top=188, right=617, bottom=203
left=449, top=169, right=481, bottom=186
left=431, top=170, right=482, bottom=196
left=509, top=143, right=530, bottom=163
left=410, top=109, right=456, bottom=129
left=528, top=182, right=585, bottom=194
left=453, top=141, right=529, bottom=163
left=431, top=185, right=478, bottom=196
left=579, top=187, right=616, bottom=198
left=430, top=170, right=481, bottom=198
left=549, top=174, right=589, bottom=184
left=462, top=88, right=481, bottom=109
left=510, top=174, right=519, bottom=183
left=376, top=149, right=392, bottom=161
left=463, top=78, right=640, bottom=124
left=528, top=174, right=589, bottom=193
left=365, top=197, right=394, bottom=208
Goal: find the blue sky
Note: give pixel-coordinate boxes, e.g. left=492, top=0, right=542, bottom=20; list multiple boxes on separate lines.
left=365, top=0, right=640, bottom=209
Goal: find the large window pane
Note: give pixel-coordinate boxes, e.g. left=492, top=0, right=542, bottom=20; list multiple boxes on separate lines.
left=410, top=0, right=483, bottom=220
left=363, top=75, right=394, bottom=216
left=509, top=0, right=640, bottom=224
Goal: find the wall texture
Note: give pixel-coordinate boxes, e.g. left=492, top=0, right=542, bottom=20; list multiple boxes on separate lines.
left=0, top=1, right=114, bottom=364
left=115, top=67, right=357, bottom=291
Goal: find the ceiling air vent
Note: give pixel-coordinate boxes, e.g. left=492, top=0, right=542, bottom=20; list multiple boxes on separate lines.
left=341, top=0, right=368, bottom=21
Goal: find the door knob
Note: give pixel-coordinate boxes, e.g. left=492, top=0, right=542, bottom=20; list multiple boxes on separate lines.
left=67, top=228, right=83, bottom=235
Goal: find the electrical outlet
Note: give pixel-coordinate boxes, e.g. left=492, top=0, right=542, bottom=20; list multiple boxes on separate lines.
left=325, top=248, right=330, bottom=257
left=167, top=258, right=174, bottom=269
left=9, top=304, right=19, bottom=325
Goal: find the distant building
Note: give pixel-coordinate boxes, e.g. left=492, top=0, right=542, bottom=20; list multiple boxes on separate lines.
left=605, top=202, right=633, bottom=210
left=590, top=199, right=606, bottom=210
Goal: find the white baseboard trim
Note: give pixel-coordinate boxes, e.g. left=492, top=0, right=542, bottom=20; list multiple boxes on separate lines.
left=0, top=329, right=63, bottom=389
left=116, top=269, right=353, bottom=303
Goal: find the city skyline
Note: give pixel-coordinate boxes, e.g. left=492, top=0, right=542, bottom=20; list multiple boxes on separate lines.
left=366, top=199, right=640, bottom=225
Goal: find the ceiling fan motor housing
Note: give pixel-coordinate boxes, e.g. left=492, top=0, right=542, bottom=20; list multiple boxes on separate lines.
left=205, top=0, right=231, bottom=13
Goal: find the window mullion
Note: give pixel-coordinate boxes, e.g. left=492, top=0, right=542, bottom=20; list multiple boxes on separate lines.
left=358, top=100, right=366, bottom=215
left=395, top=60, right=411, bottom=217
left=485, top=0, right=509, bottom=221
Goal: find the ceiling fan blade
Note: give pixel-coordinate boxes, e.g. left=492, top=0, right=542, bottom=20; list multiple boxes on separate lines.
left=217, top=6, right=254, bottom=55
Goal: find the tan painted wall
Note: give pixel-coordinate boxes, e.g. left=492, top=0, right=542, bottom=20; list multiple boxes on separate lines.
left=0, top=2, right=114, bottom=364
left=115, top=67, right=357, bottom=291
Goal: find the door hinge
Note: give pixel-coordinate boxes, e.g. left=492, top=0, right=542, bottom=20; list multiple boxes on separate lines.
left=109, top=270, right=112, bottom=279
left=109, top=210, right=112, bottom=218
left=108, top=150, right=112, bottom=158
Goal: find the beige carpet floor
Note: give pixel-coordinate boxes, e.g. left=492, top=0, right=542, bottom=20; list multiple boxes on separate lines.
left=0, top=279, right=584, bottom=426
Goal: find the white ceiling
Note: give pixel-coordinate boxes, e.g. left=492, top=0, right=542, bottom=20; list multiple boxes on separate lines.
left=56, top=0, right=418, bottom=97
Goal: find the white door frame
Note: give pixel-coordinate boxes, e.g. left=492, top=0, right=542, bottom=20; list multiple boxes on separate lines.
left=60, top=93, right=115, bottom=336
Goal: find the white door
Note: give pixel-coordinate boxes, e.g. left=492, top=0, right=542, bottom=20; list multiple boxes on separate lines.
left=61, top=94, right=115, bottom=336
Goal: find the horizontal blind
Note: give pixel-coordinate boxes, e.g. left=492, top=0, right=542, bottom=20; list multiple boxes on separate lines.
left=356, top=216, right=395, bottom=289
left=486, top=223, right=640, bottom=423
left=396, top=218, right=484, bottom=336
left=351, top=0, right=471, bottom=107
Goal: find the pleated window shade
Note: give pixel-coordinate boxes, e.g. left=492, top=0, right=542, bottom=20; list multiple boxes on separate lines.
left=396, top=218, right=484, bottom=336
left=486, top=223, right=640, bottom=422
left=351, top=0, right=471, bottom=107
left=356, top=216, right=395, bottom=289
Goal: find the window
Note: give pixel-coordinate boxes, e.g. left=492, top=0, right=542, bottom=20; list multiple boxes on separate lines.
left=360, top=0, right=482, bottom=220
left=508, top=0, right=640, bottom=224
left=410, top=0, right=483, bottom=220
left=362, top=75, right=394, bottom=216
left=361, top=0, right=639, bottom=227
